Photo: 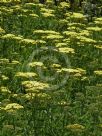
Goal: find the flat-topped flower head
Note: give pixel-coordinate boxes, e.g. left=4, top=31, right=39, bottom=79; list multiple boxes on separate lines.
left=10, top=60, right=21, bottom=65
left=77, top=36, right=96, bottom=44
left=58, top=68, right=86, bottom=75
left=29, top=62, right=44, bottom=67
left=23, top=3, right=36, bottom=8
left=79, top=30, right=91, bottom=37
left=95, top=18, right=102, bottom=21
left=94, top=70, right=102, bottom=76
left=55, top=42, right=68, bottom=47
left=22, top=81, right=49, bottom=90
left=4, top=103, right=23, bottom=113
left=58, top=47, right=75, bottom=54
left=0, top=58, right=9, bottom=64
left=1, top=34, right=15, bottom=39
left=15, top=72, right=37, bottom=78
left=94, top=45, right=102, bottom=50
left=59, top=2, right=70, bottom=8
left=40, top=8, right=54, bottom=14
left=34, top=30, right=60, bottom=35
left=43, top=34, right=63, bottom=40
left=51, top=63, right=61, bottom=69
left=41, top=13, right=55, bottom=18
left=65, top=124, right=85, bottom=132
left=0, top=87, right=11, bottom=94
left=86, top=27, right=102, bottom=32
left=23, top=92, right=51, bottom=100
left=36, top=40, right=46, bottom=44
left=1, top=75, right=9, bottom=80
left=29, top=14, right=39, bottom=18
left=63, top=31, right=79, bottom=38
left=20, top=39, right=36, bottom=46
left=71, top=13, right=85, bottom=19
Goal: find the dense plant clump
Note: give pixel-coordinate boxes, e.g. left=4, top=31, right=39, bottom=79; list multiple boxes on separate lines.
left=0, top=0, right=102, bottom=135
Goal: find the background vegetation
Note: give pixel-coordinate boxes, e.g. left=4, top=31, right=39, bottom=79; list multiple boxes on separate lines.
left=0, top=0, right=102, bottom=135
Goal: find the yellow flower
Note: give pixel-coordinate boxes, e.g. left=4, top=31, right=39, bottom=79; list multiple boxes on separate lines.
left=58, top=47, right=75, bottom=54
left=15, top=72, right=37, bottom=78
left=71, top=12, right=85, bottom=19
left=65, top=124, right=85, bottom=132
left=94, top=70, right=102, bottom=76
left=4, top=103, right=23, bottom=112
left=22, top=81, right=49, bottom=90
left=20, top=39, right=36, bottom=46
left=86, top=27, right=102, bottom=32
left=43, top=34, right=63, bottom=40
left=42, top=13, right=55, bottom=18
left=29, top=14, right=39, bottom=18
left=0, top=87, right=11, bottom=94
left=60, top=2, right=70, bottom=8
left=40, top=8, right=54, bottom=14
left=1, top=75, right=9, bottom=80
left=29, top=62, right=44, bottom=67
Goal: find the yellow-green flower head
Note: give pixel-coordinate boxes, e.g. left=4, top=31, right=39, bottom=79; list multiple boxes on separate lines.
left=59, top=68, right=86, bottom=75
left=10, top=60, right=21, bottom=65
left=4, top=103, right=24, bottom=112
left=77, top=36, right=96, bottom=44
left=95, top=18, right=102, bottom=21
left=94, top=45, right=102, bottom=50
left=0, top=87, right=11, bottom=94
left=58, top=47, right=75, bottom=54
left=65, top=124, right=85, bottom=132
left=60, top=2, right=70, bottom=8
left=29, top=14, right=39, bottom=18
left=86, top=27, right=102, bottom=32
left=22, top=81, right=49, bottom=90
left=15, top=72, right=37, bottom=78
left=79, top=30, right=91, bottom=37
left=41, top=13, right=55, bottom=18
left=71, top=13, right=85, bottom=19
left=40, top=8, right=55, bottom=14
left=0, top=58, right=9, bottom=64
left=55, top=42, right=68, bottom=47
left=20, top=39, right=36, bottom=46
left=63, top=31, right=79, bottom=37
left=29, top=62, right=44, bottom=67
left=1, top=34, right=15, bottom=39
left=23, top=3, right=36, bottom=8
left=23, top=92, right=51, bottom=100
left=94, top=70, right=102, bottom=76
left=44, top=34, right=63, bottom=40
left=1, top=75, right=9, bottom=80
left=34, top=30, right=60, bottom=35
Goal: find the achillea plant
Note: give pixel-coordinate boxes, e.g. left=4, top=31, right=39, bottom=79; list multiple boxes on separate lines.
left=42, top=34, right=63, bottom=40
left=22, top=80, right=49, bottom=90
left=86, top=27, right=102, bottom=32
left=65, top=123, right=85, bottom=132
left=4, top=103, right=23, bottom=113
left=58, top=47, right=75, bottom=54
left=20, top=39, right=36, bottom=47
left=41, top=12, right=55, bottom=18
left=0, top=86, right=11, bottom=94
left=15, top=72, right=37, bottom=78
left=94, top=70, right=102, bottom=76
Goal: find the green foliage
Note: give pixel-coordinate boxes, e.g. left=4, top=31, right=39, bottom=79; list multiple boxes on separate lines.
left=0, top=0, right=102, bottom=136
